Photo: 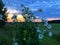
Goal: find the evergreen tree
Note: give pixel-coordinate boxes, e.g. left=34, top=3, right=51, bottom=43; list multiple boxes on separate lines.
left=0, top=0, right=7, bottom=28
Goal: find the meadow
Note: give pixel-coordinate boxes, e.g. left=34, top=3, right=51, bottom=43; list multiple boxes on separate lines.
left=0, top=22, right=60, bottom=45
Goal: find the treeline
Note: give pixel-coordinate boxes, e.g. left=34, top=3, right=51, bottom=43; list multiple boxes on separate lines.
left=48, top=20, right=60, bottom=23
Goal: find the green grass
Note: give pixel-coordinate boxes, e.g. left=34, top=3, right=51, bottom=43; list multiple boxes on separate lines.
left=51, top=23, right=60, bottom=30
left=0, top=22, right=60, bottom=45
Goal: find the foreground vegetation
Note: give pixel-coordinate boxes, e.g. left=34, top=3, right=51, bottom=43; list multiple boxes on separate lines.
left=0, top=22, right=60, bottom=45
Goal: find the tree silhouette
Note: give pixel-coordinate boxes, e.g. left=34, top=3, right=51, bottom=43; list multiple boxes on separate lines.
left=0, top=0, right=7, bottom=28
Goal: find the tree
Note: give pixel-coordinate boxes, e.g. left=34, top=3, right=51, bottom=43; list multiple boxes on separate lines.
left=0, top=0, right=7, bottom=28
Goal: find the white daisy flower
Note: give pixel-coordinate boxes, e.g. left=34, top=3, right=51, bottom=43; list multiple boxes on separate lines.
left=39, top=34, right=44, bottom=39
left=47, top=24, right=52, bottom=29
left=37, top=28, right=41, bottom=33
left=44, top=21, right=48, bottom=26
left=48, top=32, right=53, bottom=37
left=13, top=42, right=19, bottom=45
left=42, top=18, right=48, bottom=22
left=42, top=30, right=46, bottom=34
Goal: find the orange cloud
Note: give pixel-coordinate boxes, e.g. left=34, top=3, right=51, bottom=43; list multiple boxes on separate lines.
left=7, top=18, right=13, bottom=22
left=48, top=18, right=60, bottom=21
left=7, top=13, right=13, bottom=22
left=33, top=19, right=42, bottom=22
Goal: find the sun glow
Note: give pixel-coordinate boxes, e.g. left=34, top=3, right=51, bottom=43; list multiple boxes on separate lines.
left=7, top=13, right=13, bottom=22
left=17, top=15, right=25, bottom=22
left=7, top=14, right=25, bottom=22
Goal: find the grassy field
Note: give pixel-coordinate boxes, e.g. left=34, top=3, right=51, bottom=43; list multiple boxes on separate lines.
left=0, top=22, right=60, bottom=45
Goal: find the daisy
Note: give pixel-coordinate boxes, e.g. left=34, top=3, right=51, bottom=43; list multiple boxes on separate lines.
left=48, top=32, right=53, bottom=37
left=39, top=34, right=44, bottom=39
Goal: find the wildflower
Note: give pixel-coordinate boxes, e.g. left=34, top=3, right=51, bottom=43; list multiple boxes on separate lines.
left=48, top=32, right=53, bottom=37
left=44, top=21, right=48, bottom=26
left=37, top=28, right=41, bottom=33
left=47, top=24, right=52, bottom=29
left=39, top=34, right=44, bottom=39
left=13, top=42, right=19, bottom=45
left=42, top=30, right=46, bottom=34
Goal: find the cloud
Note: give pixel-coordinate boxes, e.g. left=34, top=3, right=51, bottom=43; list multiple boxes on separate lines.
left=2, top=0, right=60, bottom=18
left=48, top=18, right=60, bottom=21
left=6, top=7, right=20, bottom=14
left=27, top=1, right=55, bottom=11
left=3, top=0, right=60, bottom=11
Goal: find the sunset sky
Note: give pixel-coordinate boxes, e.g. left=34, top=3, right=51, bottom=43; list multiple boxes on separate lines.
left=2, top=0, right=60, bottom=18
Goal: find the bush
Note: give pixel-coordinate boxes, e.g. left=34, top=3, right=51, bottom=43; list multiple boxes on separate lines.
left=0, top=20, right=6, bottom=28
